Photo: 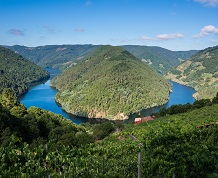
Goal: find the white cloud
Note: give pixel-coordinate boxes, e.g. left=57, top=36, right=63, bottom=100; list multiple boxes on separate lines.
left=194, top=0, right=218, bottom=7
left=142, top=36, right=154, bottom=40
left=193, top=25, right=218, bottom=38
left=8, top=29, right=24, bottom=36
left=142, top=33, right=184, bottom=41
left=156, top=33, right=184, bottom=40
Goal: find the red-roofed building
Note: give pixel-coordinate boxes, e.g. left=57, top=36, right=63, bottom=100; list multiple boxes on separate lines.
left=134, top=118, right=142, bottom=126
left=134, top=116, right=154, bottom=126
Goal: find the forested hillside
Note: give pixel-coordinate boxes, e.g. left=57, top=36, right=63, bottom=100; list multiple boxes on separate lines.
left=166, top=45, right=218, bottom=100
left=122, top=45, right=198, bottom=74
left=6, top=45, right=99, bottom=70
left=5, top=45, right=198, bottom=73
left=1, top=87, right=218, bottom=177
left=51, top=45, right=171, bottom=120
left=0, top=47, right=49, bottom=96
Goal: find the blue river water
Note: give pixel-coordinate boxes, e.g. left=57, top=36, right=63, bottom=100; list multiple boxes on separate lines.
left=20, top=69, right=196, bottom=124
left=128, top=81, right=196, bottom=122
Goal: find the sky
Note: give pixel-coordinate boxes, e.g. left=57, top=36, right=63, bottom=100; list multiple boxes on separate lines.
left=0, top=0, right=218, bottom=51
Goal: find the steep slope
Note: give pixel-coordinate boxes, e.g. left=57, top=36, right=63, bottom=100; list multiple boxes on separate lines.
left=6, top=45, right=99, bottom=70
left=5, top=45, right=198, bottom=73
left=122, top=45, right=198, bottom=74
left=51, top=45, right=171, bottom=120
left=165, top=45, right=218, bottom=100
left=0, top=47, right=49, bottom=96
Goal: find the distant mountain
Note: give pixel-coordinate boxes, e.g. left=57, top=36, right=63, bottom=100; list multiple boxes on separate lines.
left=6, top=44, right=99, bottom=70
left=51, top=45, right=171, bottom=120
left=5, top=45, right=198, bottom=73
left=0, top=47, right=49, bottom=96
left=165, top=45, right=218, bottom=100
left=122, top=45, right=198, bottom=74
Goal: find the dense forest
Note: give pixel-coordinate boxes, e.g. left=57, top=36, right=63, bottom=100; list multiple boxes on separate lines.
left=166, top=45, right=218, bottom=100
left=5, top=45, right=99, bottom=70
left=51, top=45, right=171, bottom=120
left=0, top=47, right=49, bottom=97
left=1, top=86, right=218, bottom=177
left=122, top=45, right=198, bottom=74
left=5, top=45, right=198, bottom=73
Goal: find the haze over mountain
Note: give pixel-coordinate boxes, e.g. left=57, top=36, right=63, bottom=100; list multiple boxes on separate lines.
left=0, top=47, right=49, bottom=96
left=166, top=45, right=218, bottom=100
left=5, top=45, right=198, bottom=73
left=51, top=45, right=171, bottom=120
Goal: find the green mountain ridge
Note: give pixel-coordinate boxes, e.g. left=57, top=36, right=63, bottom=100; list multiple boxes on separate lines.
left=0, top=47, right=49, bottom=96
left=165, top=45, right=218, bottom=100
left=122, top=45, right=198, bottom=74
left=51, top=45, right=171, bottom=120
left=5, top=44, right=99, bottom=70
left=5, top=45, right=198, bottom=73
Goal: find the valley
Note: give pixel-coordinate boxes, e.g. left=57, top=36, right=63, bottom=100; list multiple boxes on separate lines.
left=5, top=44, right=198, bottom=74
left=20, top=69, right=196, bottom=124
left=166, top=45, right=218, bottom=100
left=1, top=0, right=218, bottom=177
left=1, top=41, right=218, bottom=178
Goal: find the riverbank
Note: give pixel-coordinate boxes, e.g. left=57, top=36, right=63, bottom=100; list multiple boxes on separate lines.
left=52, top=83, right=171, bottom=121
left=20, top=68, right=196, bottom=124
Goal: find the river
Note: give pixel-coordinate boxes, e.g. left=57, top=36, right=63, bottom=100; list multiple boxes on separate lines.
left=20, top=68, right=196, bottom=124
left=128, top=80, right=196, bottom=122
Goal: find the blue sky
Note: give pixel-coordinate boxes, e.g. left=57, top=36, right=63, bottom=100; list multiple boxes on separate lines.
left=0, top=0, right=218, bottom=51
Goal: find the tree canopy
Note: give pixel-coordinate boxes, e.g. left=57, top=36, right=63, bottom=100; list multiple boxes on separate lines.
left=51, top=45, right=171, bottom=120
left=0, top=47, right=49, bottom=96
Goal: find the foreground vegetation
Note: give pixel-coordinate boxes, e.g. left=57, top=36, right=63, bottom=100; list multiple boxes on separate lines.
left=1, top=88, right=218, bottom=177
left=0, top=89, right=124, bottom=177
left=166, top=45, right=218, bottom=100
left=51, top=45, right=171, bottom=120
left=0, top=47, right=49, bottom=97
